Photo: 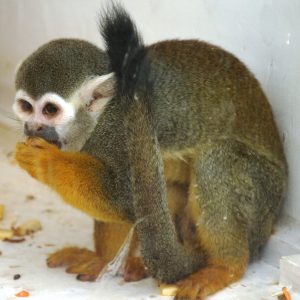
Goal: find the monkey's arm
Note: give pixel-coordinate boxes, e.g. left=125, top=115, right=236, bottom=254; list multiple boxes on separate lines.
left=15, top=138, right=127, bottom=223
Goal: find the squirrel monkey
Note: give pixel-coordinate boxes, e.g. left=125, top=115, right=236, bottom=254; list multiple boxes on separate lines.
left=14, top=5, right=287, bottom=300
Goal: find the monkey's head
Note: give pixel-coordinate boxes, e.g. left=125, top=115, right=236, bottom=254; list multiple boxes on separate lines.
left=13, top=38, right=115, bottom=151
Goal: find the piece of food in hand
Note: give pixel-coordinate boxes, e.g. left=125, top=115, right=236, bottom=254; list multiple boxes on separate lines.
left=0, top=229, right=14, bottom=240
left=14, top=219, right=42, bottom=236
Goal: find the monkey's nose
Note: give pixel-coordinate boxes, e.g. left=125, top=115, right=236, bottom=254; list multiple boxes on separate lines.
left=24, top=122, right=46, bottom=136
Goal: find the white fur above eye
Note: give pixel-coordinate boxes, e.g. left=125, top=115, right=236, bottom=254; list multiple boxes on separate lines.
left=13, top=89, right=75, bottom=126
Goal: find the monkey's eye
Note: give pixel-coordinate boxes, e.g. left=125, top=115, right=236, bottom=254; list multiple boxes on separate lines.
left=43, top=103, right=59, bottom=116
left=19, top=99, right=33, bottom=113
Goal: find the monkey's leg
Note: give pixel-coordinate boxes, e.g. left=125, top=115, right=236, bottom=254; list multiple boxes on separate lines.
left=175, top=140, right=285, bottom=300
left=15, top=138, right=127, bottom=223
left=123, top=229, right=149, bottom=282
left=94, top=221, right=149, bottom=282
left=47, top=221, right=131, bottom=281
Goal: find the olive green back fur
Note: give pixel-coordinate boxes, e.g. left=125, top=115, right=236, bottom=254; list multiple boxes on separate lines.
left=147, top=40, right=286, bottom=168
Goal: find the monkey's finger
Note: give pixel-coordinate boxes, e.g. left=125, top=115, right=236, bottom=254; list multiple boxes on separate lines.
left=15, top=142, right=29, bottom=152
left=15, top=153, right=35, bottom=165
left=15, top=156, right=37, bottom=169
left=26, top=137, right=46, bottom=149
left=15, top=142, right=48, bottom=160
left=16, top=159, right=34, bottom=168
left=15, top=142, right=37, bottom=155
left=15, top=148, right=37, bottom=164
left=14, top=151, right=40, bottom=177
left=26, top=137, right=58, bottom=151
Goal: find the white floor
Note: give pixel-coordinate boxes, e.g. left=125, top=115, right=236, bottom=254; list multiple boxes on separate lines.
left=0, top=125, right=299, bottom=300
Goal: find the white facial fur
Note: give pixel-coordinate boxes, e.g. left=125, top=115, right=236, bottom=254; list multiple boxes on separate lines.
left=13, top=73, right=116, bottom=152
left=13, top=90, right=75, bottom=125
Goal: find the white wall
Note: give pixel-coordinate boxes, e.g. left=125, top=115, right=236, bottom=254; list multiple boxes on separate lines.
left=0, top=0, right=299, bottom=219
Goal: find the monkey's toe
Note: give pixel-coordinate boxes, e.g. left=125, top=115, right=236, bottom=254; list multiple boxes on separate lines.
left=47, top=247, right=105, bottom=281
left=76, top=273, right=98, bottom=282
left=123, top=257, right=148, bottom=282
left=47, top=247, right=94, bottom=267
left=174, top=280, right=203, bottom=300
left=67, top=256, right=106, bottom=281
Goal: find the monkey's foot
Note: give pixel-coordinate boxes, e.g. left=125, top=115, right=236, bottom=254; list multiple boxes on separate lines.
left=47, top=247, right=106, bottom=281
left=174, top=266, right=242, bottom=300
left=123, top=257, right=148, bottom=282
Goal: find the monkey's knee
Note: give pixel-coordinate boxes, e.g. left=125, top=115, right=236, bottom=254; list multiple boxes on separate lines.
left=194, top=140, right=285, bottom=244
left=192, top=140, right=285, bottom=265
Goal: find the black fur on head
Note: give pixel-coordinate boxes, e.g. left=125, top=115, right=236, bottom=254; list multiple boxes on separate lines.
left=99, top=3, right=150, bottom=99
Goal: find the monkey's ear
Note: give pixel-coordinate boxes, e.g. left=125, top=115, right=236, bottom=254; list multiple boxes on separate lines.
left=80, top=73, right=115, bottom=113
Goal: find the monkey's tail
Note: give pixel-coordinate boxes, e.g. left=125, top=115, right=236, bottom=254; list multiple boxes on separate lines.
left=99, top=3, right=148, bottom=98
left=100, top=5, right=205, bottom=283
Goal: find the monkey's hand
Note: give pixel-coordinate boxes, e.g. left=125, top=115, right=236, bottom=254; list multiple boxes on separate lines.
left=15, top=137, right=60, bottom=184
left=15, top=137, right=126, bottom=223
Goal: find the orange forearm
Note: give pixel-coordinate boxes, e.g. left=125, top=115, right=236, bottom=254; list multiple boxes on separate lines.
left=15, top=138, right=126, bottom=223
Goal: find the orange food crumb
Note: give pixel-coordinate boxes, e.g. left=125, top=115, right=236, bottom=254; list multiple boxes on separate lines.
left=15, top=290, right=30, bottom=297
left=282, top=287, right=291, bottom=300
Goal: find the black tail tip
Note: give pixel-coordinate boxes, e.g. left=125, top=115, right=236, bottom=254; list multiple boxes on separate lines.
left=99, top=2, right=143, bottom=72
left=98, top=2, right=147, bottom=96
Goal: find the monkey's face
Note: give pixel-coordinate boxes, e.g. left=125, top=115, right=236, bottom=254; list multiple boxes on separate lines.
left=13, top=90, right=74, bottom=149
left=12, top=38, right=114, bottom=151
left=13, top=73, right=116, bottom=152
